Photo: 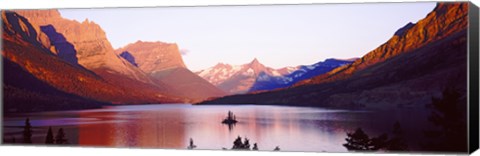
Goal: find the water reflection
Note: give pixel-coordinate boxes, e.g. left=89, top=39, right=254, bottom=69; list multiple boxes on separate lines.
left=2, top=104, right=429, bottom=152
left=77, top=109, right=186, bottom=148
left=225, top=123, right=236, bottom=131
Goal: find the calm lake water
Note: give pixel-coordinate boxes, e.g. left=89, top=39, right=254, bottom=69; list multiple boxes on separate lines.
left=3, top=104, right=430, bottom=152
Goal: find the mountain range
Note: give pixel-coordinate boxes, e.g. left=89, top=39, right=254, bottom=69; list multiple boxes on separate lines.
left=196, top=58, right=296, bottom=94
left=115, top=40, right=226, bottom=102
left=2, top=3, right=469, bottom=112
left=195, top=58, right=355, bottom=94
left=2, top=10, right=224, bottom=112
left=199, top=3, right=469, bottom=109
left=248, top=58, right=356, bottom=92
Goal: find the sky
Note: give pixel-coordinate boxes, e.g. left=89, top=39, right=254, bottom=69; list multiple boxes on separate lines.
left=59, top=2, right=436, bottom=71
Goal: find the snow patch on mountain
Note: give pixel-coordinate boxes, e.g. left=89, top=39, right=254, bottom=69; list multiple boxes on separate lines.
left=195, top=58, right=356, bottom=94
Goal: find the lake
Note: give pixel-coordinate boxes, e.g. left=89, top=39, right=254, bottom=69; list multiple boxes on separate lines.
left=2, top=104, right=430, bottom=152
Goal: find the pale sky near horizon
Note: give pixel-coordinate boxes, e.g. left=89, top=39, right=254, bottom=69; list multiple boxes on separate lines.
left=59, top=2, right=436, bottom=71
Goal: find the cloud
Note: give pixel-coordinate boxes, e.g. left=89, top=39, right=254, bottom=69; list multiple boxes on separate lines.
left=180, top=49, right=190, bottom=55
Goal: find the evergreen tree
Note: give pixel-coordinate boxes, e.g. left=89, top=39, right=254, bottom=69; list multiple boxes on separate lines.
left=252, top=143, right=258, bottom=150
left=273, top=146, right=280, bottom=151
left=343, top=128, right=370, bottom=151
left=187, top=138, right=197, bottom=149
left=243, top=137, right=250, bottom=150
left=345, top=122, right=411, bottom=152
left=392, top=121, right=402, bottom=135
left=424, top=88, right=467, bottom=152
left=343, top=128, right=390, bottom=151
left=231, top=136, right=252, bottom=150
left=368, top=133, right=388, bottom=150
left=387, top=122, right=408, bottom=151
left=55, top=128, right=67, bottom=144
left=45, top=127, right=54, bottom=144
left=232, top=136, right=244, bottom=150
left=23, top=118, right=32, bottom=144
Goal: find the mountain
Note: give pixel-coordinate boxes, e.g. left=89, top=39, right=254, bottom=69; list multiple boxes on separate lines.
left=116, top=40, right=186, bottom=73
left=295, top=3, right=468, bottom=86
left=2, top=11, right=182, bottom=112
left=14, top=10, right=156, bottom=83
left=249, top=58, right=355, bottom=92
left=12, top=10, right=188, bottom=104
left=196, top=58, right=354, bottom=94
left=199, top=3, right=468, bottom=109
left=196, top=58, right=299, bottom=94
left=115, top=41, right=226, bottom=102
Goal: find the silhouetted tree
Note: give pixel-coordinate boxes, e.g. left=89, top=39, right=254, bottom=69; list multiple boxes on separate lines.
left=54, top=128, right=67, bottom=144
left=223, top=111, right=238, bottom=124
left=392, top=122, right=402, bottom=135
left=273, top=146, right=280, bottom=151
left=386, top=122, right=408, bottom=151
left=45, top=127, right=54, bottom=144
left=243, top=138, right=250, bottom=149
left=231, top=136, right=251, bottom=150
left=252, top=143, right=258, bottom=150
left=424, top=88, right=467, bottom=152
left=23, top=118, right=32, bottom=143
left=343, top=122, right=410, bottom=152
left=187, top=138, right=197, bottom=149
left=228, top=111, right=233, bottom=120
left=343, top=128, right=390, bottom=151
left=343, top=128, right=370, bottom=151
left=369, top=134, right=388, bottom=150
left=232, top=136, right=243, bottom=149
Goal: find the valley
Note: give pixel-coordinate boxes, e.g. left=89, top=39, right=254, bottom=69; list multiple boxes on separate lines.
left=1, top=2, right=472, bottom=153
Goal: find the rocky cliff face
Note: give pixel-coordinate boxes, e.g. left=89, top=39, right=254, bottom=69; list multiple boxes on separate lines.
left=296, top=3, right=468, bottom=86
left=115, top=41, right=226, bottom=102
left=200, top=2, right=469, bottom=109
left=15, top=10, right=154, bottom=84
left=2, top=11, right=53, bottom=52
left=2, top=11, right=183, bottom=112
left=115, top=40, right=186, bottom=73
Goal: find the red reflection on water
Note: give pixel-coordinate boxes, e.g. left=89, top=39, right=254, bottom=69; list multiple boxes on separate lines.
left=77, top=110, right=187, bottom=148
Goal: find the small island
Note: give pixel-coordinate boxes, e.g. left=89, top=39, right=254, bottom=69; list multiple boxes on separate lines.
left=222, top=111, right=238, bottom=124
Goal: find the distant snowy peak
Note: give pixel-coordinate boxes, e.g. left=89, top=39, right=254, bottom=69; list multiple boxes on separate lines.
left=276, top=66, right=301, bottom=75
left=196, top=63, right=242, bottom=85
left=248, top=58, right=356, bottom=92
left=287, top=58, right=354, bottom=80
left=195, top=58, right=299, bottom=94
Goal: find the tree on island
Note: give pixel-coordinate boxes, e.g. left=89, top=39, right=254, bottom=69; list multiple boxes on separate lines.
left=23, top=118, right=33, bottom=144
left=55, top=128, right=68, bottom=144
left=424, top=88, right=467, bottom=152
left=228, top=111, right=233, bottom=120
left=45, top=127, right=54, bottom=144
left=222, top=111, right=238, bottom=125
